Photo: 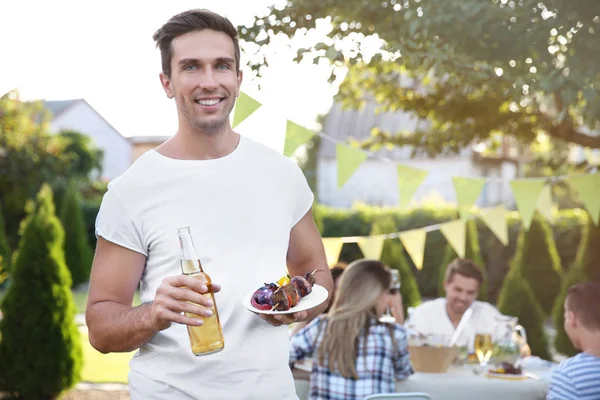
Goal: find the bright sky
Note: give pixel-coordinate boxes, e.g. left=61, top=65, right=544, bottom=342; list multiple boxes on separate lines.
left=0, top=0, right=341, bottom=144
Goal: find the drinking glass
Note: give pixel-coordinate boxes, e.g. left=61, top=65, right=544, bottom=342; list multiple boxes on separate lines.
left=474, top=333, right=493, bottom=370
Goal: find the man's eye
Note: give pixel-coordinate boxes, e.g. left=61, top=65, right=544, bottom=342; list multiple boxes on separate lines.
left=217, top=64, right=230, bottom=70
left=184, top=65, right=198, bottom=71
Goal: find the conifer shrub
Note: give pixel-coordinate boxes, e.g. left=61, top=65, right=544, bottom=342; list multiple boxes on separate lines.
left=0, top=184, right=82, bottom=399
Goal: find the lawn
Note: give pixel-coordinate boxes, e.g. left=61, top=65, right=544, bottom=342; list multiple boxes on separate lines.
left=0, top=289, right=141, bottom=314
left=80, top=329, right=134, bottom=383
left=0, top=288, right=141, bottom=384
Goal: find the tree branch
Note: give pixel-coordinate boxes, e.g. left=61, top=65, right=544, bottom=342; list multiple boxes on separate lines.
left=545, top=123, right=600, bottom=149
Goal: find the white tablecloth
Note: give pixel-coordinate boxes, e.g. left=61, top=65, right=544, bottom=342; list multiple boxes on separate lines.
left=294, top=365, right=551, bottom=400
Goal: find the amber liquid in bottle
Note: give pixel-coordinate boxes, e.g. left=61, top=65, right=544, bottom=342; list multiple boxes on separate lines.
left=178, top=228, right=224, bottom=356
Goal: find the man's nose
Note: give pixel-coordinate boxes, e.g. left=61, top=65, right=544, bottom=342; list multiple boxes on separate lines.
left=198, top=70, right=217, bottom=90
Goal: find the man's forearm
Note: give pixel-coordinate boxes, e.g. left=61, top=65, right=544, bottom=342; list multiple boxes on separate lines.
left=86, top=302, right=159, bottom=353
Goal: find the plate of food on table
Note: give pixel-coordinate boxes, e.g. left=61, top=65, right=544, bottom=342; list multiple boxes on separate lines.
left=243, top=270, right=329, bottom=315
left=485, top=362, right=526, bottom=380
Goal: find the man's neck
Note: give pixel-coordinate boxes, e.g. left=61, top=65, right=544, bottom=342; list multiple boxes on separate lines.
left=445, top=301, right=464, bottom=328
left=580, top=332, right=600, bottom=358
left=159, top=125, right=239, bottom=161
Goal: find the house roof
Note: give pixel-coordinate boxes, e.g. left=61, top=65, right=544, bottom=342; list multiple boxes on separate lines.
left=42, top=99, right=81, bottom=118
left=318, top=101, right=473, bottom=160
left=318, top=101, right=426, bottom=160
left=41, top=98, right=129, bottom=142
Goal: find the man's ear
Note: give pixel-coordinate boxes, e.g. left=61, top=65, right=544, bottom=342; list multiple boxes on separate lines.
left=159, top=73, right=174, bottom=99
left=566, top=311, right=577, bottom=328
left=236, top=70, right=243, bottom=97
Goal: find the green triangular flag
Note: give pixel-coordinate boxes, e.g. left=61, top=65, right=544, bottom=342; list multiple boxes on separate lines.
left=399, top=229, right=427, bottom=270
left=396, top=165, right=428, bottom=207
left=336, top=144, right=368, bottom=189
left=568, top=173, right=600, bottom=225
left=509, top=178, right=546, bottom=230
left=232, top=92, right=261, bottom=128
left=452, top=177, right=486, bottom=220
left=284, top=120, right=316, bottom=157
left=536, top=184, right=554, bottom=224
left=440, top=219, right=466, bottom=258
left=357, top=236, right=386, bottom=260
left=480, top=206, right=509, bottom=246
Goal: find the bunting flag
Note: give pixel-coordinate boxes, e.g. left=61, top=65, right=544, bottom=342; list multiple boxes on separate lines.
left=509, top=179, right=546, bottom=230
left=568, top=173, right=600, bottom=225
left=536, top=184, right=554, bottom=224
left=452, top=177, right=486, bottom=220
left=396, top=165, right=429, bottom=207
left=440, top=219, right=466, bottom=259
left=232, top=92, right=262, bottom=128
left=322, top=237, right=344, bottom=267
left=399, top=229, right=427, bottom=270
left=357, top=236, right=386, bottom=260
left=336, top=144, right=368, bottom=189
left=480, top=206, right=509, bottom=246
left=283, top=120, right=316, bottom=157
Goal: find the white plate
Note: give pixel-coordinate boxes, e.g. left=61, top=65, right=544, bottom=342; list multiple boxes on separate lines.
left=242, top=284, right=329, bottom=315
left=484, top=371, right=526, bottom=381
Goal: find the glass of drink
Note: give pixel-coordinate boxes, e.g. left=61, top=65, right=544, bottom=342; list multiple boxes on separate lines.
left=474, top=332, right=493, bottom=370
left=380, top=269, right=401, bottom=323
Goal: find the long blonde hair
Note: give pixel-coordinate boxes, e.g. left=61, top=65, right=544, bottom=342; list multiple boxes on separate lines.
left=316, top=259, right=392, bottom=379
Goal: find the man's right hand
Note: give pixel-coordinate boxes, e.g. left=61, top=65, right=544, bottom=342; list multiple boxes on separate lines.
left=150, top=275, right=222, bottom=331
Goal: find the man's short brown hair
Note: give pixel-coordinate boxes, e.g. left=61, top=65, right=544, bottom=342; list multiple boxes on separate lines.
left=566, top=282, right=600, bottom=331
left=152, top=9, right=241, bottom=77
left=445, top=258, right=484, bottom=285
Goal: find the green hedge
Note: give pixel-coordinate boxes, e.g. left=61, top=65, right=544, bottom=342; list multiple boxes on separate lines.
left=497, top=269, right=552, bottom=360
left=553, top=216, right=600, bottom=356
left=60, top=181, right=94, bottom=288
left=314, top=204, right=586, bottom=300
left=512, top=214, right=563, bottom=315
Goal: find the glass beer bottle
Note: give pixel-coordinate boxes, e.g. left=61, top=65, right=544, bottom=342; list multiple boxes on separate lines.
left=177, top=227, right=224, bottom=356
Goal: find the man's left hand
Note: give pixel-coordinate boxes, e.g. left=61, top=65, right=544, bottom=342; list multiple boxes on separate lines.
left=258, top=311, right=308, bottom=326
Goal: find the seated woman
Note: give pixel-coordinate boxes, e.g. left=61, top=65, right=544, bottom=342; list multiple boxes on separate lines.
left=289, top=259, right=414, bottom=400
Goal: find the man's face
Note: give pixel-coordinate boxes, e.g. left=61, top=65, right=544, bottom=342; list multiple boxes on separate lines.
left=563, top=300, right=581, bottom=349
left=444, top=274, right=479, bottom=315
left=160, top=29, right=242, bottom=134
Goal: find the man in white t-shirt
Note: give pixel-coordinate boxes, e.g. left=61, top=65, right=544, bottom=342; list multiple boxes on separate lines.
left=406, top=258, right=507, bottom=350
left=85, top=9, right=333, bottom=400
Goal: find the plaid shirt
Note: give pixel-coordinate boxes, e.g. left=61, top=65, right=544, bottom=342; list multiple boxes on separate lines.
left=290, top=316, right=414, bottom=400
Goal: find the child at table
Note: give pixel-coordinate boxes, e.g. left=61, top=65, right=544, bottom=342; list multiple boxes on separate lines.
left=547, top=281, right=600, bottom=400
left=289, top=259, right=414, bottom=400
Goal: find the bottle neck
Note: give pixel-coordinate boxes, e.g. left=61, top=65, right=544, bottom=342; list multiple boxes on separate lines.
left=178, top=228, right=203, bottom=275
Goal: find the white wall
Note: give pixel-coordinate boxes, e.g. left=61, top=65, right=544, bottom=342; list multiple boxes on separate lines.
left=316, top=157, right=518, bottom=208
left=50, top=102, right=132, bottom=180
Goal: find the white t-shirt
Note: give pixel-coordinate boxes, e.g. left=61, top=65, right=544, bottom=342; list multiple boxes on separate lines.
left=406, top=298, right=506, bottom=350
left=95, top=135, right=313, bottom=400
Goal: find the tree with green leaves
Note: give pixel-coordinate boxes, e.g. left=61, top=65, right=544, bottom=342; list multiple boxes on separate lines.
left=497, top=269, right=551, bottom=360
left=0, top=184, right=82, bottom=399
left=370, top=218, right=421, bottom=314
left=0, top=91, right=103, bottom=250
left=553, top=216, right=600, bottom=356
left=438, top=220, right=487, bottom=300
left=60, top=181, right=94, bottom=287
left=0, top=200, right=10, bottom=286
left=512, top=214, right=563, bottom=315
left=240, top=1, right=600, bottom=156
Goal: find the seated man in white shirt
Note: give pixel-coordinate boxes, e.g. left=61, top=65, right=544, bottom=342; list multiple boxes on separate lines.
left=407, top=258, right=509, bottom=350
